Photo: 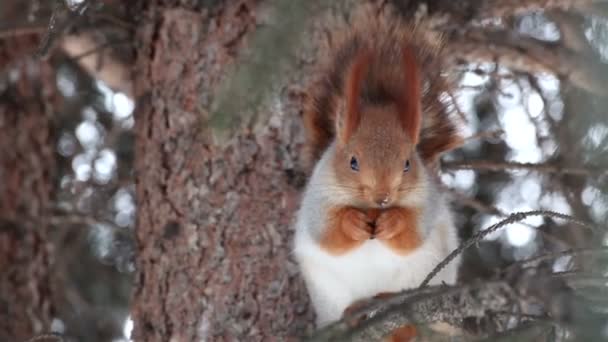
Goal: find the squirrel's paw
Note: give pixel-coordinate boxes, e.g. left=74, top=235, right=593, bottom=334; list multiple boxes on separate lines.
left=340, top=208, right=374, bottom=241
left=375, top=207, right=409, bottom=240
left=375, top=207, right=422, bottom=254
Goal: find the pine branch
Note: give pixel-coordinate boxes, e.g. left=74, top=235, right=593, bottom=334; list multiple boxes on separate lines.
left=420, top=210, right=594, bottom=287
left=307, top=270, right=605, bottom=341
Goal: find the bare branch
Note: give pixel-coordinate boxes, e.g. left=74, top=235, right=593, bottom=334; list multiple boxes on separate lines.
left=445, top=187, right=504, bottom=216
left=445, top=28, right=608, bottom=95
left=60, top=33, right=132, bottom=96
left=36, top=0, right=90, bottom=59
left=0, top=25, right=47, bottom=40
left=546, top=10, right=590, bottom=53
left=420, top=210, right=594, bottom=287
left=307, top=281, right=512, bottom=341
left=473, top=0, right=604, bottom=19
left=414, top=0, right=605, bottom=30
left=442, top=159, right=607, bottom=178
left=461, top=129, right=505, bottom=144
left=308, top=269, right=600, bottom=341
left=445, top=187, right=571, bottom=247
left=48, top=212, right=121, bottom=231
left=503, top=247, right=608, bottom=273
left=23, top=333, right=64, bottom=342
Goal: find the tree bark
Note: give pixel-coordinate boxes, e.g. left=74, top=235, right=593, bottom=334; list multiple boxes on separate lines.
left=131, top=1, right=312, bottom=340
left=0, top=35, right=57, bottom=341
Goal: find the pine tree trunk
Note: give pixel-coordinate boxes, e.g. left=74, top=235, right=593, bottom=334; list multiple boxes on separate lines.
left=131, top=1, right=314, bottom=340
left=0, top=35, right=57, bottom=341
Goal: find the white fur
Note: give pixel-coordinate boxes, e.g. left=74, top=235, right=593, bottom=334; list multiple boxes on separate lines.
left=293, top=143, right=460, bottom=327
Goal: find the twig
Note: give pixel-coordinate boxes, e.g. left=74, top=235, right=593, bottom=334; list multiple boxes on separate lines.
left=474, top=0, right=603, bottom=19
left=423, top=0, right=606, bottom=30
left=23, top=333, right=64, bottom=342
left=446, top=27, right=608, bottom=95
left=461, top=129, right=504, bottom=145
left=0, top=26, right=47, bottom=39
left=443, top=187, right=569, bottom=247
left=420, top=210, right=594, bottom=287
left=445, top=184, right=578, bottom=248
left=71, top=39, right=129, bottom=60
left=36, top=1, right=65, bottom=58
left=446, top=88, right=468, bottom=124
left=48, top=213, right=120, bottom=230
left=36, top=0, right=90, bottom=59
left=503, top=247, right=608, bottom=274
left=88, top=12, right=135, bottom=30
left=441, top=160, right=607, bottom=178
left=546, top=10, right=590, bottom=53
left=526, top=73, right=559, bottom=133
left=443, top=186, right=505, bottom=216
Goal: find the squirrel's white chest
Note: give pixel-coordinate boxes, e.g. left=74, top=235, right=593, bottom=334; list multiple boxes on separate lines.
left=294, top=230, right=453, bottom=326
left=321, top=241, right=410, bottom=295
left=299, top=238, right=435, bottom=295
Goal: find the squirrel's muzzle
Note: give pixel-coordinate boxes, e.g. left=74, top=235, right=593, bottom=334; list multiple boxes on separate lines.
left=374, top=194, right=390, bottom=207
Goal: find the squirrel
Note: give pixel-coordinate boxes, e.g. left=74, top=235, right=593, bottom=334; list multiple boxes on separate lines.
left=293, top=6, right=463, bottom=333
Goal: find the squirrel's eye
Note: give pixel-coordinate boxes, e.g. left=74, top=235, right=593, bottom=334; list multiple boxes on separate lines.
left=350, top=156, right=359, bottom=171
left=404, top=159, right=411, bottom=172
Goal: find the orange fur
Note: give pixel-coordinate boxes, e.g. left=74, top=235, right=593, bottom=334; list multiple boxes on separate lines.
left=401, top=47, right=421, bottom=145
left=386, top=324, right=418, bottom=342
left=319, top=207, right=375, bottom=255
left=339, top=50, right=371, bottom=145
left=303, top=9, right=462, bottom=167
left=318, top=205, right=421, bottom=256
left=365, top=208, right=381, bottom=224
left=332, top=105, right=421, bottom=208
left=375, top=207, right=422, bottom=255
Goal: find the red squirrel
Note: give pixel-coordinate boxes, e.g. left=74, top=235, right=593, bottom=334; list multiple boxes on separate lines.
left=293, top=7, right=463, bottom=338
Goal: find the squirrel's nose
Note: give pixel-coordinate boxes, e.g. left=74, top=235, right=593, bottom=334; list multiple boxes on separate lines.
left=374, top=194, right=390, bottom=207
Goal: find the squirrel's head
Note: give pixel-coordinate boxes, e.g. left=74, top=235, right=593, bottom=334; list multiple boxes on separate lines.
left=332, top=47, right=423, bottom=208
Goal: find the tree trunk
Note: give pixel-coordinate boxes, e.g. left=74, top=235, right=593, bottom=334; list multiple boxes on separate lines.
left=0, top=35, right=57, bottom=341
left=131, top=1, right=313, bottom=340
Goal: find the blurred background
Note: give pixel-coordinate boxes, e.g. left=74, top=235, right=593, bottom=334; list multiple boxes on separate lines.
left=1, top=1, right=607, bottom=341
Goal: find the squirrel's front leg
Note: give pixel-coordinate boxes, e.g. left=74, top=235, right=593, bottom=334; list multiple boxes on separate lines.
left=318, top=207, right=374, bottom=255
left=375, top=207, right=422, bottom=255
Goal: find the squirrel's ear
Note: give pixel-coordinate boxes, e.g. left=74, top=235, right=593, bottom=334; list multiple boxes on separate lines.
left=401, top=46, right=422, bottom=145
left=337, top=51, right=369, bottom=145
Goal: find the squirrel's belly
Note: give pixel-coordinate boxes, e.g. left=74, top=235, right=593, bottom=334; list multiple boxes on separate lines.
left=305, top=238, right=444, bottom=301
left=332, top=240, right=431, bottom=298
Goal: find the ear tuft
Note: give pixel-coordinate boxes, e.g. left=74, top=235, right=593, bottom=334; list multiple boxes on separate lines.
left=338, top=50, right=370, bottom=145
left=402, top=46, right=422, bottom=145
